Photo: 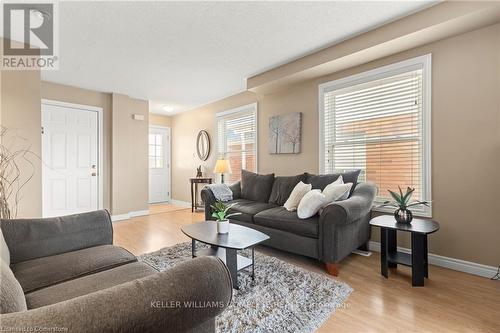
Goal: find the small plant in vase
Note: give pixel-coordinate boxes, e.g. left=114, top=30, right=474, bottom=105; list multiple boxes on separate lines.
left=379, top=186, right=429, bottom=224
left=211, top=201, right=241, bottom=234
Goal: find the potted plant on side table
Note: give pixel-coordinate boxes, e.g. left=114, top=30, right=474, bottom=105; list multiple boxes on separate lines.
left=211, top=201, right=241, bottom=234
left=379, top=186, right=430, bottom=224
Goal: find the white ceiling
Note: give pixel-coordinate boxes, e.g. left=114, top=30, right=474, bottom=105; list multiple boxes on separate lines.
left=41, top=1, right=436, bottom=115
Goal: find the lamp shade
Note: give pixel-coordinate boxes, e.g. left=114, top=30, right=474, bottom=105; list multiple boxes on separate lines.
left=213, top=159, right=232, bottom=174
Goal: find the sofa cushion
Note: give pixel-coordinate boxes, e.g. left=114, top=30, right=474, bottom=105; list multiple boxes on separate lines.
left=25, top=261, right=157, bottom=309
left=227, top=199, right=277, bottom=223
left=1, top=210, right=113, bottom=264
left=12, top=245, right=137, bottom=293
left=241, top=170, right=275, bottom=202
left=306, top=170, right=361, bottom=194
left=254, top=206, right=319, bottom=238
left=268, top=173, right=307, bottom=206
left=0, top=260, right=27, bottom=314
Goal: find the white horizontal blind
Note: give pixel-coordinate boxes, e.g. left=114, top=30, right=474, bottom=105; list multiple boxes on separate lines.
left=320, top=56, right=431, bottom=216
left=216, top=104, right=257, bottom=183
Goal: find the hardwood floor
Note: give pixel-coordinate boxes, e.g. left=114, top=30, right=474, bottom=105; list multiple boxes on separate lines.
left=113, top=206, right=500, bottom=333
left=148, top=203, right=188, bottom=215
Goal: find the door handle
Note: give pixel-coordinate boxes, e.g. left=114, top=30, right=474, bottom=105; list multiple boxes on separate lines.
left=91, top=172, right=97, bottom=177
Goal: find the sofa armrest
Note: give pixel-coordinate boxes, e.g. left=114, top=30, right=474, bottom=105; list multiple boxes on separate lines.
left=201, top=187, right=217, bottom=221
left=319, top=182, right=377, bottom=263
left=320, top=182, right=377, bottom=226
left=0, top=210, right=113, bottom=264
left=1, top=256, right=232, bottom=333
left=200, top=181, right=241, bottom=221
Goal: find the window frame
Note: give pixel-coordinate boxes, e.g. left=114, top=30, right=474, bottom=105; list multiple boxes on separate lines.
left=149, top=133, right=165, bottom=169
left=215, top=102, right=258, bottom=180
left=318, top=54, right=432, bottom=217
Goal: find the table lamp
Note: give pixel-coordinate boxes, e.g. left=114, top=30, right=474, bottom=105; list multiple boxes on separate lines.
left=213, top=159, right=232, bottom=183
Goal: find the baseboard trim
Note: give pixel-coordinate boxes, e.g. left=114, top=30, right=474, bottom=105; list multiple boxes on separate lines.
left=169, top=199, right=191, bottom=207
left=111, top=210, right=150, bottom=222
left=130, top=210, right=149, bottom=218
left=111, top=213, right=129, bottom=222
left=368, top=241, right=497, bottom=278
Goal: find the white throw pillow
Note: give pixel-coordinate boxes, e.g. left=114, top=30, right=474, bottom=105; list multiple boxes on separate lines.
left=284, top=181, right=312, bottom=212
left=297, top=190, right=327, bottom=219
left=330, top=175, right=344, bottom=186
left=323, top=182, right=353, bottom=203
left=0, top=229, right=10, bottom=266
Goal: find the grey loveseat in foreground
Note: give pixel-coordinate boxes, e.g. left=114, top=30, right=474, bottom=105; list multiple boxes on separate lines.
left=0, top=210, right=232, bottom=333
left=201, top=170, right=377, bottom=276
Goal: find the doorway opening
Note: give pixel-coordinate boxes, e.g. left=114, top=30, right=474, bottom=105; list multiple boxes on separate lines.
left=149, top=126, right=171, bottom=204
left=41, top=99, right=104, bottom=217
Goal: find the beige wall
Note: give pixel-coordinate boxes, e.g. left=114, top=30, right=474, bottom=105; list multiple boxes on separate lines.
left=41, top=82, right=113, bottom=210
left=111, top=94, right=149, bottom=215
left=0, top=70, right=42, bottom=218
left=171, top=91, right=260, bottom=196
left=1, top=67, right=150, bottom=217
left=171, top=24, right=500, bottom=266
left=149, top=114, right=172, bottom=127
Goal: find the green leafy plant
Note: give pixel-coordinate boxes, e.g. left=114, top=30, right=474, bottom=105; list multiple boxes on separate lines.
left=379, top=186, right=429, bottom=210
left=211, top=201, right=241, bottom=221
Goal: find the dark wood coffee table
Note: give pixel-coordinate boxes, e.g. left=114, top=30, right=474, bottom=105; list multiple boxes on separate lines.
left=370, top=215, right=439, bottom=287
left=181, top=221, right=270, bottom=289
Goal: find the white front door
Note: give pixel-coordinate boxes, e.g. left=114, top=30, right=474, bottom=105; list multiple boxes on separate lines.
left=42, top=103, right=100, bottom=217
left=149, top=127, right=170, bottom=203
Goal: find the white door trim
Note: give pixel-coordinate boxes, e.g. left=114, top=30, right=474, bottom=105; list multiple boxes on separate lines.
left=149, top=125, right=171, bottom=202
left=41, top=99, right=104, bottom=211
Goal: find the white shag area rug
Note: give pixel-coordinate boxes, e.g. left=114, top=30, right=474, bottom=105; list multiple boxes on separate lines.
left=139, top=242, right=352, bottom=333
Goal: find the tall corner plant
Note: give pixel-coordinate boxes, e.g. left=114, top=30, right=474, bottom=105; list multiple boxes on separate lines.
left=0, top=126, right=36, bottom=219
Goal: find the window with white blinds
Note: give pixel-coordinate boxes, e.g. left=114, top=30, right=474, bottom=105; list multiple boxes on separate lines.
left=216, top=103, right=257, bottom=183
left=319, top=55, right=431, bottom=216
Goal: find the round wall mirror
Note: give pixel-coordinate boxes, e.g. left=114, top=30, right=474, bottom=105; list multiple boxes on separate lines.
left=196, top=130, right=210, bottom=161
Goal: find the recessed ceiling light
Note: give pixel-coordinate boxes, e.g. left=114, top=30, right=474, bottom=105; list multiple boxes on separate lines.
left=162, top=105, right=174, bottom=112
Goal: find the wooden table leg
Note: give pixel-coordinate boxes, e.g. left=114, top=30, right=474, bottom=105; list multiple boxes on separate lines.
left=194, top=183, right=198, bottom=211
left=424, top=234, right=429, bottom=278
left=381, top=227, right=388, bottom=278
left=252, top=248, right=255, bottom=281
left=190, top=182, right=194, bottom=212
left=411, top=233, right=425, bottom=287
left=225, top=248, right=238, bottom=289
left=387, top=229, right=397, bottom=268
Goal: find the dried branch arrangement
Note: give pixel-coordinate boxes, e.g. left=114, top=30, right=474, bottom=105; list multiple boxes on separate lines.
left=0, top=126, right=35, bottom=219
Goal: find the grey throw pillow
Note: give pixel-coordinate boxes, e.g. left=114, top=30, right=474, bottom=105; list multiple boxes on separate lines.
left=268, top=173, right=307, bottom=206
left=306, top=170, right=361, bottom=195
left=0, top=260, right=27, bottom=314
left=241, top=170, right=275, bottom=203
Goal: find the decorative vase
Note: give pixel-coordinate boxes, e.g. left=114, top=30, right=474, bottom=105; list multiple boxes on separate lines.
left=217, top=220, right=230, bottom=234
left=394, top=208, right=413, bottom=224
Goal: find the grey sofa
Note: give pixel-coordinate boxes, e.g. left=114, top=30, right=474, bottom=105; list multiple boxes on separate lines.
left=201, top=170, right=377, bottom=276
left=0, top=210, right=232, bottom=333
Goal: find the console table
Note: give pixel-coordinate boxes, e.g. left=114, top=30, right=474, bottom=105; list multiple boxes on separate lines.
left=370, top=215, right=439, bottom=287
left=190, top=177, right=212, bottom=212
